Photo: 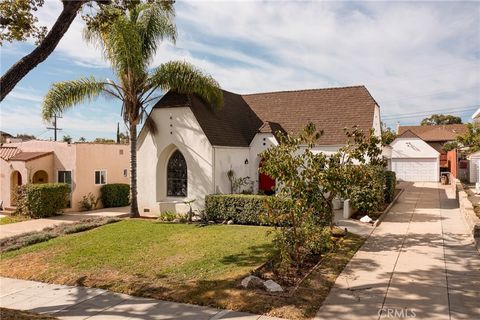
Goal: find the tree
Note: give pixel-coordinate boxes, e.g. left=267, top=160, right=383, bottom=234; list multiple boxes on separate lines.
left=78, top=137, right=87, bottom=142
left=381, top=122, right=397, bottom=145
left=421, top=114, right=462, bottom=126
left=62, top=134, right=72, bottom=143
left=259, top=124, right=384, bottom=269
left=93, top=137, right=115, bottom=144
left=445, top=123, right=480, bottom=154
left=16, top=133, right=36, bottom=140
left=41, top=2, right=223, bottom=218
left=0, top=0, right=174, bottom=102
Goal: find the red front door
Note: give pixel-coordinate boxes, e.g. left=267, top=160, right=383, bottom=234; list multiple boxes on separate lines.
left=259, top=160, right=275, bottom=195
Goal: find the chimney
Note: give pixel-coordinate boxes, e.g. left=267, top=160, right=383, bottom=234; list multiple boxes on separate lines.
left=396, top=121, right=400, bottom=134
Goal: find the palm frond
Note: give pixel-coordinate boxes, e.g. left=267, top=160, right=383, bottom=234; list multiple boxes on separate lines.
left=42, top=77, right=105, bottom=121
left=148, top=61, right=223, bottom=111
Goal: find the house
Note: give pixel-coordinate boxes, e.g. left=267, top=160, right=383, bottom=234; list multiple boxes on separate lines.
left=392, top=124, right=467, bottom=181
left=473, top=108, right=480, bottom=124
left=468, top=151, right=480, bottom=184
left=0, top=140, right=129, bottom=211
left=137, top=85, right=382, bottom=215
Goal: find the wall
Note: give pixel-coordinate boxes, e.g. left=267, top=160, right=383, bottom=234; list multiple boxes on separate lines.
left=137, top=107, right=213, bottom=215
left=391, top=137, right=440, bottom=158
left=248, top=133, right=278, bottom=193
left=447, top=149, right=457, bottom=178
left=74, top=143, right=129, bottom=211
left=213, top=147, right=250, bottom=194
left=469, top=152, right=480, bottom=183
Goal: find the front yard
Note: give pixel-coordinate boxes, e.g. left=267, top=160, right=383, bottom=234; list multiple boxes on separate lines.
left=0, top=220, right=364, bottom=319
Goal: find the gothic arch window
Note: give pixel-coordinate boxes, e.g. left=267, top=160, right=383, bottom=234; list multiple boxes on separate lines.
left=167, top=150, right=187, bottom=197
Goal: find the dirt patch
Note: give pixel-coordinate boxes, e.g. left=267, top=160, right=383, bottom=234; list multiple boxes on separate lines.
left=0, top=308, right=58, bottom=320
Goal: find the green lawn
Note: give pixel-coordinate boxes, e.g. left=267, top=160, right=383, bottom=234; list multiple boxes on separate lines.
left=0, top=220, right=364, bottom=319
left=0, top=215, right=29, bottom=225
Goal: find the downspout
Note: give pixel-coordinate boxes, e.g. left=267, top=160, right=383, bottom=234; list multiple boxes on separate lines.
left=212, top=146, right=216, bottom=194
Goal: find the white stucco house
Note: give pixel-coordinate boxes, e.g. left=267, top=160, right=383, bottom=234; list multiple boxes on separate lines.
left=472, top=108, right=480, bottom=124
left=468, top=151, right=480, bottom=184
left=137, top=85, right=382, bottom=215
left=390, top=130, right=441, bottom=182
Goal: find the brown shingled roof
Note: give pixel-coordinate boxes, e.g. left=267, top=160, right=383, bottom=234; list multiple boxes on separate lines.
left=398, top=124, right=467, bottom=142
left=0, top=147, right=20, bottom=160
left=153, top=86, right=378, bottom=147
left=9, top=151, right=53, bottom=162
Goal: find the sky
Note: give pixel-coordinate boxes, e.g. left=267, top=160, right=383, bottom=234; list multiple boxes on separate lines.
left=1, top=0, right=479, bottom=141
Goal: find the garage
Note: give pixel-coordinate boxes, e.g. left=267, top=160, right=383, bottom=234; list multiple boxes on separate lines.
left=390, top=130, right=440, bottom=182
left=392, top=158, right=438, bottom=182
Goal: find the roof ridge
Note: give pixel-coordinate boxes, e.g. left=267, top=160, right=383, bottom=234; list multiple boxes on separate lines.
left=240, top=85, right=366, bottom=96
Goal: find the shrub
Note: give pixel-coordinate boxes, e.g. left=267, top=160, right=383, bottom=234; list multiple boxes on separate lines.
left=15, top=183, right=70, bottom=218
left=101, top=184, right=130, bottom=208
left=79, top=192, right=99, bottom=211
left=348, top=165, right=385, bottom=214
left=384, top=171, right=397, bottom=203
left=159, top=211, right=177, bottom=222
left=205, top=194, right=268, bottom=225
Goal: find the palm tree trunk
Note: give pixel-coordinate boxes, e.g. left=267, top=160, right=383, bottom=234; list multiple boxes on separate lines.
left=0, top=0, right=86, bottom=102
left=129, top=123, right=140, bottom=218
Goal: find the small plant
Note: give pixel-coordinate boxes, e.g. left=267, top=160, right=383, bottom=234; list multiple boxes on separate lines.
left=159, top=211, right=177, bottom=222
left=78, top=193, right=99, bottom=211
left=183, top=199, right=196, bottom=222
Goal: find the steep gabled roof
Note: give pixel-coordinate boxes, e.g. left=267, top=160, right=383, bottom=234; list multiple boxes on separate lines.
left=153, top=85, right=378, bottom=147
left=398, top=124, right=467, bottom=142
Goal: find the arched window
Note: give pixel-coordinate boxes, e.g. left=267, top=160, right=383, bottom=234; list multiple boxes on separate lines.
left=167, top=150, right=187, bottom=197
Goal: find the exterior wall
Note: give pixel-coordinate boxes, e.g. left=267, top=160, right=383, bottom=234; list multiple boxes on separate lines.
left=469, top=152, right=480, bottom=183
left=372, top=104, right=382, bottom=138
left=213, top=147, right=250, bottom=194
left=391, top=137, right=440, bottom=159
left=137, top=107, right=213, bottom=216
left=73, top=144, right=129, bottom=211
left=248, top=133, right=278, bottom=193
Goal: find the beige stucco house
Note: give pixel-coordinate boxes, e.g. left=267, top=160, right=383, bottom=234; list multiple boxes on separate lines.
left=0, top=140, right=129, bottom=211
left=137, top=85, right=382, bottom=216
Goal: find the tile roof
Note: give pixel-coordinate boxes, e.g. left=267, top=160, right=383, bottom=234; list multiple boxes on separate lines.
left=9, top=151, right=53, bottom=162
left=153, top=85, right=378, bottom=147
left=0, top=147, right=20, bottom=160
left=398, top=124, right=467, bottom=142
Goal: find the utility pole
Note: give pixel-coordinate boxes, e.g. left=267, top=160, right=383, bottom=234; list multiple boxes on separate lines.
left=47, top=115, right=62, bottom=141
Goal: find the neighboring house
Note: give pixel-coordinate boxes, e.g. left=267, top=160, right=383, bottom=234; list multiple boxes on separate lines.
left=0, top=131, right=13, bottom=144
left=392, top=124, right=467, bottom=181
left=468, top=151, right=480, bottom=184
left=473, top=108, right=480, bottom=124
left=137, top=85, right=382, bottom=215
left=0, top=140, right=129, bottom=211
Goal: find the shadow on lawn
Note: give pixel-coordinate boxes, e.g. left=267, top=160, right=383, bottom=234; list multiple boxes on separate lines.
left=220, top=243, right=275, bottom=267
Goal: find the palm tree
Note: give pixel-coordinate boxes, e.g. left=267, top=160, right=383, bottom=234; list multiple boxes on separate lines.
left=41, top=3, right=223, bottom=217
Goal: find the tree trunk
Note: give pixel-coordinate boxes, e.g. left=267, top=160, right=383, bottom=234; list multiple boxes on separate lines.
left=129, top=123, right=140, bottom=218
left=0, top=0, right=86, bottom=102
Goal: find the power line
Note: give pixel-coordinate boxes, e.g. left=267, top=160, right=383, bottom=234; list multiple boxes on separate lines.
left=382, top=105, right=478, bottom=119
left=46, top=115, right=62, bottom=141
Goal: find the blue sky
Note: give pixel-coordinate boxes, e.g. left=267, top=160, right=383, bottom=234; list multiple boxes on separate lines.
left=1, top=0, right=479, bottom=141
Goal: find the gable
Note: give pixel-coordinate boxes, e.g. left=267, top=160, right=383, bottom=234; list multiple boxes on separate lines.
left=398, top=124, right=467, bottom=142
left=153, top=85, right=378, bottom=147
left=391, top=137, right=440, bottom=158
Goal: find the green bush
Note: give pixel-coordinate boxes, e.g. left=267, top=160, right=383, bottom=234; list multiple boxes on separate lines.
left=349, top=165, right=385, bottom=214
left=205, top=194, right=268, bottom=225
left=101, top=184, right=130, bottom=208
left=384, top=171, right=397, bottom=203
left=15, top=183, right=70, bottom=218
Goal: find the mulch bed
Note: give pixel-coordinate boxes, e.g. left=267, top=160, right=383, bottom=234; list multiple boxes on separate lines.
left=0, top=308, right=58, bottom=320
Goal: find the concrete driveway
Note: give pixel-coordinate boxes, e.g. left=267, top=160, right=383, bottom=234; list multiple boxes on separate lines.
left=0, top=206, right=129, bottom=239
left=316, top=182, right=480, bottom=320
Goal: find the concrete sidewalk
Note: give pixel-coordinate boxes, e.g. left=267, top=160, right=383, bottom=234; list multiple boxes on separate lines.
left=316, top=182, right=480, bottom=320
left=0, top=207, right=129, bottom=240
left=0, top=277, right=281, bottom=320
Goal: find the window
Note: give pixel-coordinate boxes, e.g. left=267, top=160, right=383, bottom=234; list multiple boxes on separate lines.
left=58, top=171, right=72, bottom=185
left=123, top=169, right=128, bottom=177
left=95, top=170, right=107, bottom=185
left=119, top=149, right=124, bottom=155
left=167, top=150, right=187, bottom=197
left=58, top=171, right=72, bottom=208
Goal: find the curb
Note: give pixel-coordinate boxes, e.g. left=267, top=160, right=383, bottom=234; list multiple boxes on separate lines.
left=373, top=188, right=404, bottom=228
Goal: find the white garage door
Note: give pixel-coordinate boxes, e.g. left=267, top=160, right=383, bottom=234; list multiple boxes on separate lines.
left=392, top=158, right=438, bottom=182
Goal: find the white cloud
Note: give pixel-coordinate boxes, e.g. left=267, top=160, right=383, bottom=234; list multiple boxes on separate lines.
left=3, top=0, right=480, bottom=136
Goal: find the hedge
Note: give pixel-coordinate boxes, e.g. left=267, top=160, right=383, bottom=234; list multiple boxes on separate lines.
left=349, top=165, right=385, bottom=214
left=384, top=171, right=397, bottom=203
left=15, top=183, right=70, bottom=218
left=205, top=194, right=268, bottom=225
left=101, top=183, right=130, bottom=208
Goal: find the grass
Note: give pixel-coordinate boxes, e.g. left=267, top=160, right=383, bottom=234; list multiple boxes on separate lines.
left=0, top=220, right=365, bottom=319
left=0, top=215, right=29, bottom=225
left=0, top=308, right=58, bottom=319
